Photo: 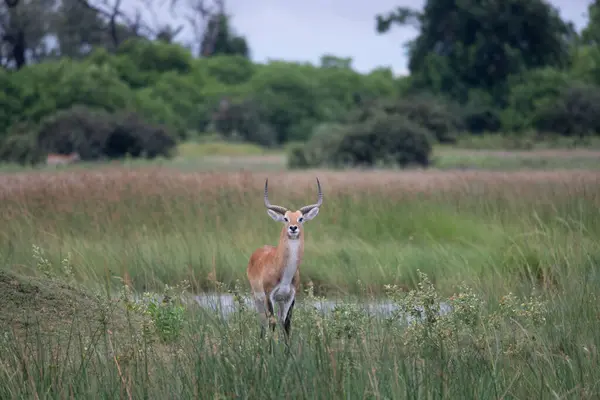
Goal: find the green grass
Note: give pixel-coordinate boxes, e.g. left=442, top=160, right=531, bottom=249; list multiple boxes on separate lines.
left=1, top=263, right=599, bottom=398
left=1, top=168, right=599, bottom=298
left=433, top=146, right=600, bottom=170
left=454, top=133, right=600, bottom=150
left=176, top=141, right=276, bottom=157
left=1, top=166, right=600, bottom=398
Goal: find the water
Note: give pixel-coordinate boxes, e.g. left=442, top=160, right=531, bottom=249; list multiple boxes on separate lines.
left=192, top=293, right=452, bottom=324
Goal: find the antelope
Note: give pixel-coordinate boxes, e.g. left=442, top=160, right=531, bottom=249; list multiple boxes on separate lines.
left=247, top=177, right=323, bottom=340
left=46, top=152, right=80, bottom=166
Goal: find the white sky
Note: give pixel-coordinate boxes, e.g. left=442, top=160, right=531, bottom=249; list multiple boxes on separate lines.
left=124, top=0, right=592, bottom=76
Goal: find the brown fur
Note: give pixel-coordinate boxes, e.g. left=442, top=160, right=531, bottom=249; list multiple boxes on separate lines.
left=247, top=211, right=305, bottom=295
left=246, top=178, right=322, bottom=339
left=46, top=152, right=80, bottom=166
left=246, top=210, right=309, bottom=337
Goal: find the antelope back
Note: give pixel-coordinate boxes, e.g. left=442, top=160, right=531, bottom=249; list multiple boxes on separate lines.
left=46, top=152, right=80, bottom=166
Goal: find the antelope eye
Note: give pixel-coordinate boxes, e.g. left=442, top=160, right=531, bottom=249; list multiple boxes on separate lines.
left=298, top=217, right=304, bottom=223
left=284, top=217, right=288, bottom=222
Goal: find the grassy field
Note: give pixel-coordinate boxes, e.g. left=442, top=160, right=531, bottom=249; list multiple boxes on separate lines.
left=1, top=145, right=600, bottom=398
left=2, top=167, right=599, bottom=296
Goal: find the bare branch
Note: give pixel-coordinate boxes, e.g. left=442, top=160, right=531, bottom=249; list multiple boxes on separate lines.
left=185, top=0, right=225, bottom=56
left=109, top=0, right=122, bottom=47
left=75, top=0, right=157, bottom=45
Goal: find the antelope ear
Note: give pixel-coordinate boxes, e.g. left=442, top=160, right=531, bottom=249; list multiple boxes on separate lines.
left=267, top=209, right=286, bottom=222
left=302, top=207, right=320, bottom=221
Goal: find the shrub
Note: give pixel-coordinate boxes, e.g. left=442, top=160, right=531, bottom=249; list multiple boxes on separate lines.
left=110, top=112, right=177, bottom=159
left=502, top=67, right=572, bottom=132
left=461, top=104, right=502, bottom=134
left=297, top=122, right=347, bottom=165
left=388, top=96, right=462, bottom=143
left=6, top=105, right=178, bottom=164
left=287, top=123, right=351, bottom=169
left=0, top=122, right=42, bottom=165
left=0, top=69, right=24, bottom=136
left=533, top=82, right=600, bottom=138
left=336, top=114, right=433, bottom=167
left=347, top=95, right=462, bottom=143
left=461, top=90, right=502, bottom=134
left=287, top=142, right=310, bottom=169
left=288, top=115, right=433, bottom=169
left=36, top=106, right=115, bottom=159
left=212, top=97, right=277, bottom=147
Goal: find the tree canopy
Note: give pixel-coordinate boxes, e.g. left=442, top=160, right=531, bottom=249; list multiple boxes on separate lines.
left=2, top=0, right=600, bottom=167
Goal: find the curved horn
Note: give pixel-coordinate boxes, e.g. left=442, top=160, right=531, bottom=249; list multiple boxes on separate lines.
left=264, top=178, right=288, bottom=215
left=299, top=178, right=323, bottom=215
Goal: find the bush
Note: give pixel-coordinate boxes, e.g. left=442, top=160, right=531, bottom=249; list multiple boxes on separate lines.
left=287, top=142, right=310, bottom=169
left=338, top=114, right=432, bottom=167
left=533, top=83, right=600, bottom=138
left=2, top=105, right=177, bottom=164
left=288, top=115, right=432, bottom=169
left=287, top=123, right=350, bottom=169
left=347, top=95, right=461, bottom=143
left=461, top=105, right=502, bottom=134
left=0, top=123, right=43, bottom=165
left=461, top=90, right=502, bottom=134
left=0, top=69, right=24, bottom=136
left=212, top=97, right=277, bottom=147
left=502, top=67, right=572, bottom=132
left=388, top=96, right=462, bottom=143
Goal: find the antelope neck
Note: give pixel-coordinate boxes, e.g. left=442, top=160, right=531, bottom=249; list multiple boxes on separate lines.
left=276, top=232, right=303, bottom=287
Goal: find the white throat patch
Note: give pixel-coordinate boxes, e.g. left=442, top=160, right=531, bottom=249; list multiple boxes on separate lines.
left=281, top=240, right=301, bottom=286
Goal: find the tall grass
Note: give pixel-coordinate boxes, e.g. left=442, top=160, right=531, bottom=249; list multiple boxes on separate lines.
left=1, top=167, right=599, bottom=298
left=1, top=166, right=600, bottom=398
left=1, top=265, right=600, bottom=399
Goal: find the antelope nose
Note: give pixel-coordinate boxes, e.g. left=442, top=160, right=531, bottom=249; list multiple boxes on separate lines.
left=289, top=225, right=298, bottom=232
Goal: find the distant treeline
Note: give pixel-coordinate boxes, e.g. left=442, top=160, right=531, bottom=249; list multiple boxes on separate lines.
left=2, top=0, right=600, bottom=167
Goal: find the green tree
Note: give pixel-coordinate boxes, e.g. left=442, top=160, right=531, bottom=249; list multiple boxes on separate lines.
left=581, top=0, right=600, bottom=45
left=196, top=54, right=255, bottom=85
left=200, top=13, right=250, bottom=58
left=376, top=0, right=576, bottom=105
left=11, top=59, right=135, bottom=123
left=248, top=62, right=322, bottom=143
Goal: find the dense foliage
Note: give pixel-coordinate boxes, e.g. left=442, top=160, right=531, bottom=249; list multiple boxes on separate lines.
left=2, top=0, right=600, bottom=166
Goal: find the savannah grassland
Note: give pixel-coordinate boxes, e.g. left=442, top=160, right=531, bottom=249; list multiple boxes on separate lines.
left=1, top=145, right=600, bottom=399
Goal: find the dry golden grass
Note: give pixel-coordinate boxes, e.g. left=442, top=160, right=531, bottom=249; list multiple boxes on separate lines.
left=2, top=167, right=599, bottom=201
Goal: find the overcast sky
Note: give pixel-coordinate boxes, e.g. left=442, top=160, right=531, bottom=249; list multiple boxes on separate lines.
left=125, top=0, right=592, bottom=76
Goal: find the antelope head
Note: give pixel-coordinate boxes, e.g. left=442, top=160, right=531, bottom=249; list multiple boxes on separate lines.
left=264, top=178, right=323, bottom=239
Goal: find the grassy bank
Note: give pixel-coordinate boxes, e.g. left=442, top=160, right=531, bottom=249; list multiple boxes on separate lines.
left=1, top=265, right=599, bottom=398
left=1, top=167, right=599, bottom=298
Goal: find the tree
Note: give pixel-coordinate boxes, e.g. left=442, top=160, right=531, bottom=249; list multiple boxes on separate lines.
left=320, top=54, right=353, bottom=70
left=581, top=0, right=600, bottom=45
left=376, top=0, right=576, bottom=105
left=200, top=12, right=249, bottom=58
left=0, top=0, right=57, bottom=69
left=184, top=0, right=249, bottom=58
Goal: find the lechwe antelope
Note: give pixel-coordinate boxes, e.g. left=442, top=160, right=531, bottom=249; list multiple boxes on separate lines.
left=247, top=177, right=323, bottom=339
left=46, top=152, right=80, bottom=166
